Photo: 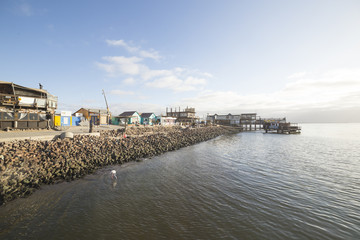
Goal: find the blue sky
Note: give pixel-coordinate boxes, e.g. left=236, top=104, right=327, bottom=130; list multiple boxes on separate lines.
left=1, top=0, right=360, bottom=122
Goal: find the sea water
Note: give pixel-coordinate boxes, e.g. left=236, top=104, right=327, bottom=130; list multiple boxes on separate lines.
left=1, top=123, right=359, bottom=240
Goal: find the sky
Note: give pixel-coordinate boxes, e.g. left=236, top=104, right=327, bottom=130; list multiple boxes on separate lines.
left=1, top=0, right=360, bottom=123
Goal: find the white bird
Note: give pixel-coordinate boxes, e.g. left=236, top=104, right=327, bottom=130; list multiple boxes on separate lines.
left=111, top=170, right=117, bottom=180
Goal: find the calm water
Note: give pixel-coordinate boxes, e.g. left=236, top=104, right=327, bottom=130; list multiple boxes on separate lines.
left=1, top=124, right=359, bottom=240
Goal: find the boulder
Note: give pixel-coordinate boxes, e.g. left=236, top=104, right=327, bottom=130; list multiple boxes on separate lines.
left=60, top=132, right=74, bottom=140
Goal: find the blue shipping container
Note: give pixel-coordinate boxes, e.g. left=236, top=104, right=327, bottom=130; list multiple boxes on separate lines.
left=61, top=116, right=71, bottom=126
left=72, top=116, right=81, bottom=126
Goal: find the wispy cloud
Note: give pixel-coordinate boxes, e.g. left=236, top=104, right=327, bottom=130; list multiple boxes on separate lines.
left=288, top=71, right=307, bottom=79
left=123, top=78, right=135, bottom=85
left=15, top=3, right=47, bottom=16
left=19, top=3, right=33, bottom=16
left=96, top=55, right=208, bottom=92
left=106, top=39, right=161, bottom=60
left=96, top=41, right=210, bottom=92
left=145, top=75, right=206, bottom=92
left=96, top=56, right=144, bottom=76
left=109, top=90, right=135, bottom=96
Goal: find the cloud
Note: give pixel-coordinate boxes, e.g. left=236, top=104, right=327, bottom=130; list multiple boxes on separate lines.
left=109, top=90, right=134, bottom=96
left=178, top=69, right=360, bottom=122
left=96, top=56, right=144, bottom=76
left=288, top=71, right=308, bottom=79
left=202, top=72, right=214, bottom=78
left=106, top=40, right=138, bottom=52
left=123, top=78, right=135, bottom=85
left=145, top=74, right=206, bottom=92
left=138, top=49, right=161, bottom=61
left=19, top=3, right=33, bottom=16
left=98, top=39, right=211, bottom=92
left=185, top=76, right=207, bottom=85
left=106, top=39, right=161, bottom=60
left=15, top=3, right=47, bottom=16
left=98, top=39, right=360, bottom=122
left=146, top=76, right=198, bottom=92
left=96, top=56, right=209, bottom=92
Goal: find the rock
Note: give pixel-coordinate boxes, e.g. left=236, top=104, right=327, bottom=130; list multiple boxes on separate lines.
left=60, top=132, right=74, bottom=140
left=0, top=126, right=234, bottom=206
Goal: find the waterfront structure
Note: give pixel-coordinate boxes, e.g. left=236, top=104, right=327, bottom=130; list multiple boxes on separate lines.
left=0, top=81, right=57, bottom=130
left=140, top=113, right=156, bottom=125
left=165, top=107, right=198, bottom=125
left=262, top=117, right=286, bottom=123
left=262, top=117, right=300, bottom=134
left=160, top=116, right=177, bottom=125
left=263, top=121, right=301, bottom=134
left=74, top=108, right=110, bottom=125
left=206, top=112, right=263, bottom=130
left=240, top=113, right=262, bottom=131
left=206, top=113, right=241, bottom=126
left=116, top=111, right=141, bottom=125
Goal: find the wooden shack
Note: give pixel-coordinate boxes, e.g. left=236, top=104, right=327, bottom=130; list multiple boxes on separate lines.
left=74, top=108, right=110, bottom=125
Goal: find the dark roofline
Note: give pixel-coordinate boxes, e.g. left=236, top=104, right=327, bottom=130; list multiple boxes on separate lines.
left=119, top=111, right=138, bottom=117
left=140, top=112, right=155, bottom=118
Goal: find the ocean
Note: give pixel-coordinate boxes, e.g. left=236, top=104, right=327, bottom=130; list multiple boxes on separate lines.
left=1, top=123, right=359, bottom=239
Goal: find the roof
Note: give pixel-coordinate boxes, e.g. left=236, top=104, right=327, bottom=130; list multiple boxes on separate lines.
left=88, top=108, right=108, bottom=114
left=119, top=111, right=138, bottom=117
left=140, top=113, right=155, bottom=118
left=241, top=113, right=257, bottom=116
left=0, top=81, right=49, bottom=94
left=75, top=108, right=109, bottom=114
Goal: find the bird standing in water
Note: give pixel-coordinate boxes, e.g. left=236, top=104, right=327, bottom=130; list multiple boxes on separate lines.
left=111, top=170, right=117, bottom=180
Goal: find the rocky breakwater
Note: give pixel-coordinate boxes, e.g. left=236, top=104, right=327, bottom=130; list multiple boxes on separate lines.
left=0, top=126, right=238, bottom=205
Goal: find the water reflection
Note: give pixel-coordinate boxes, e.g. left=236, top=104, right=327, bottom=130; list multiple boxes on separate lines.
left=112, top=180, right=117, bottom=188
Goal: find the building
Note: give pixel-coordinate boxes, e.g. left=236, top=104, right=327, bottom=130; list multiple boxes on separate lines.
left=165, top=107, right=198, bottom=125
left=240, top=113, right=261, bottom=130
left=0, top=81, right=57, bottom=130
left=140, top=113, right=156, bottom=125
left=160, top=116, right=177, bottom=126
left=206, top=113, right=241, bottom=126
left=74, top=108, right=110, bottom=125
left=116, top=111, right=141, bottom=125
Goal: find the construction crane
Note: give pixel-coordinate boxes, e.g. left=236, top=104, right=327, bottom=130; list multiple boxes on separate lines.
left=102, top=89, right=110, bottom=124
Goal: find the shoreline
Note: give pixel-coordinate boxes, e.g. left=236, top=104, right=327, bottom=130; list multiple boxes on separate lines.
left=0, top=126, right=239, bottom=206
